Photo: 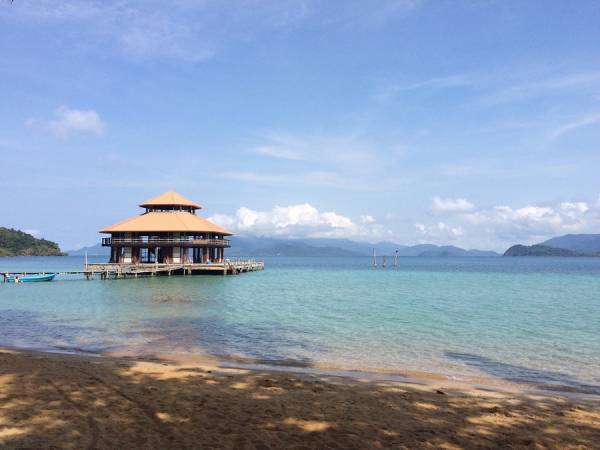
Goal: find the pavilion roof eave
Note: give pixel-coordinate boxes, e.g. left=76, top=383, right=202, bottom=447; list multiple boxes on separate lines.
left=99, top=229, right=234, bottom=236
left=99, top=211, right=233, bottom=235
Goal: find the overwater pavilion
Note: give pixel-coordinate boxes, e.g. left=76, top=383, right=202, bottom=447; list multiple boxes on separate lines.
left=88, top=191, right=263, bottom=277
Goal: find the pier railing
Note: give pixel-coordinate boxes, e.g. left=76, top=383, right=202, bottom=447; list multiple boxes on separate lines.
left=101, top=237, right=231, bottom=247
left=86, top=259, right=265, bottom=277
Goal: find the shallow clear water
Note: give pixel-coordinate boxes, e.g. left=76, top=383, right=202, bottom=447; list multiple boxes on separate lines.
left=1, top=256, right=600, bottom=393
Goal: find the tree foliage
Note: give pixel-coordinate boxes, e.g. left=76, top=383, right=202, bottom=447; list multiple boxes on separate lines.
left=0, top=227, right=65, bottom=256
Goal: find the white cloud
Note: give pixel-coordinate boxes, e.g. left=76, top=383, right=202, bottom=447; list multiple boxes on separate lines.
left=1, top=1, right=219, bottom=62
left=548, top=113, right=600, bottom=141
left=432, top=196, right=475, bottom=213
left=332, top=0, right=424, bottom=28
left=3, top=0, right=102, bottom=21
left=212, top=197, right=599, bottom=249
left=3, top=1, right=422, bottom=62
left=223, top=170, right=354, bottom=189
left=478, top=71, right=600, bottom=105
left=29, top=106, right=105, bottom=139
left=375, top=69, right=600, bottom=108
left=251, top=145, right=305, bottom=160
left=415, top=222, right=464, bottom=240
left=437, top=159, right=578, bottom=179
left=239, top=129, right=409, bottom=192
left=373, top=74, right=470, bottom=104
left=249, top=129, right=376, bottom=168
left=223, top=168, right=408, bottom=192
left=463, top=202, right=590, bottom=234
left=209, top=203, right=390, bottom=239
left=464, top=201, right=595, bottom=246
left=210, top=203, right=355, bottom=237
left=393, top=75, right=470, bottom=92
left=416, top=198, right=600, bottom=251
left=560, top=201, right=589, bottom=217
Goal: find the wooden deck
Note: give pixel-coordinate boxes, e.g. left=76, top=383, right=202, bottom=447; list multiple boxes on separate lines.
left=86, top=259, right=264, bottom=278
left=2, top=259, right=264, bottom=281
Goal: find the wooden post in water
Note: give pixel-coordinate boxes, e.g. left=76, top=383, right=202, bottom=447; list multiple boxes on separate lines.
left=84, top=251, right=90, bottom=280
left=155, top=246, right=159, bottom=276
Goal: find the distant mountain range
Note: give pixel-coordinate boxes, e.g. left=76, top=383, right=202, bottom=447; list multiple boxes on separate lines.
left=0, top=227, right=65, bottom=256
left=225, top=236, right=499, bottom=257
left=68, top=243, right=110, bottom=256
left=62, top=232, right=600, bottom=258
left=540, top=234, right=600, bottom=254
left=504, top=234, right=600, bottom=257
left=68, top=237, right=499, bottom=258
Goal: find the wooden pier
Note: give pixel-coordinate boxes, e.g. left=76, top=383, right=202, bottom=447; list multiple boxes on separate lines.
left=3, top=259, right=264, bottom=281
left=2, top=192, right=266, bottom=282
left=87, top=259, right=264, bottom=279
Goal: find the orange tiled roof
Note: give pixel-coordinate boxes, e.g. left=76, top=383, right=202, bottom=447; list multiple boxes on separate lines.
left=139, top=191, right=201, bottom=209
left=100, top=211, right=232, bottom=235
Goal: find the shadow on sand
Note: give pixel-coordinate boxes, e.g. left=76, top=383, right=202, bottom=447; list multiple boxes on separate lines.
left=0, top=349, right=599, bottom=449
left=446, top=351, right=600, bottom=396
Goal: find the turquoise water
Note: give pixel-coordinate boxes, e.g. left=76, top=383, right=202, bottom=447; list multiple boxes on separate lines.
left=1, top=256, right=600, bottom=393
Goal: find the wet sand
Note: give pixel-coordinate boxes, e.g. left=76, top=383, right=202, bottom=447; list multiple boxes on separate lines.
left=0, top=348, right=599, bottom=449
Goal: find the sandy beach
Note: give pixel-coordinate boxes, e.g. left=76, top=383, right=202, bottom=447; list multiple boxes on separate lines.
left=0, top=348, right=598, bottom=449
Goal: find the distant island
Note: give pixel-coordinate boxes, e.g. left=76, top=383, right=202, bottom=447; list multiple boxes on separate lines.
left=503, top=234, right=600, bottom=257
left=69, top=237, right=500, bottom=258
left=503, top=244, right=584, bottom=257
left=0, top=227, right=65, bottom=256
left=540, top=234, right=600, bottom=254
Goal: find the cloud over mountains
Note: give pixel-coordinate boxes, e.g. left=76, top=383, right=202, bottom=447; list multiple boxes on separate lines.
left=209, top=203, right=390, bottom=240
left=416, top=197, right=599, bottom=249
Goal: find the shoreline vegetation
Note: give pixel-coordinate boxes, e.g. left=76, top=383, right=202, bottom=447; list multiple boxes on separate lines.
left=0, top=348, right=598, bottom=449
left=0, top=228, right=65, bottom=257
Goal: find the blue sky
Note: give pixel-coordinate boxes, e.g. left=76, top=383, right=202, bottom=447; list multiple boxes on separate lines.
left=1, top=0, right=600, bottom=251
